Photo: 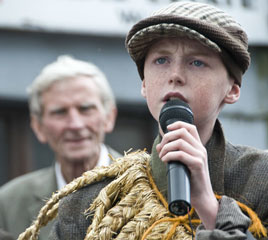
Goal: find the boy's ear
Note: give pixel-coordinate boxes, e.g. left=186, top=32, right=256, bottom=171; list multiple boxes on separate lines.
left=30, top=115, right=47, bottom=143
left=141, top=80, right=147, bottom=98
left=224, top=82, right=240, bottom=104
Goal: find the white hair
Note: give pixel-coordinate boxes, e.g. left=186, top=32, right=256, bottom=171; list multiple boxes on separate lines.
left=27, top=55, right=115, bottom=117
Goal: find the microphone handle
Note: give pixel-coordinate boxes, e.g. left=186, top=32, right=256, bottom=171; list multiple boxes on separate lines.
left=167, top=161, right=191, bottom=215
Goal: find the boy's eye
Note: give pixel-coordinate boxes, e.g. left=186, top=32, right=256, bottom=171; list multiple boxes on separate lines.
left=192, top=60, right=204, bottom=67
left=156, top=57, right=167, bottom=65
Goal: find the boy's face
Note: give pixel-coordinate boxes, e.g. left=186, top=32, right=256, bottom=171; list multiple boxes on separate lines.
left=142, top=37, right=240, bottom=132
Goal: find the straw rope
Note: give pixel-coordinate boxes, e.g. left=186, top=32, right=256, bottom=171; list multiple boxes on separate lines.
left=18, top=150, right=267, bottom=239
left=18, top=151, right=136, bottom=239
left=83, top=152, right=192, bottom=240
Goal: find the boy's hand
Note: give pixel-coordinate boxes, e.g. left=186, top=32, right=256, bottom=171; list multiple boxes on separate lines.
left=156, top=121, right=219, bottom=230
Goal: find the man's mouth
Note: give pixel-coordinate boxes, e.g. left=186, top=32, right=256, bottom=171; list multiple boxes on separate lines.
left=65, top=137, right=89, bottom=143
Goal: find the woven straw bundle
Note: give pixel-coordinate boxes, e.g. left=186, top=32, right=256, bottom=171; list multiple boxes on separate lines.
left=18, top=150, right=266, bottom=239
left=18, top=151, right=193, bottom=240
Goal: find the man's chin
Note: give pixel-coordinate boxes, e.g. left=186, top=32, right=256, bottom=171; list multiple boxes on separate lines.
left=64, top=156, right=88, bottom=163
left=63, top=151, right=97, bottom=163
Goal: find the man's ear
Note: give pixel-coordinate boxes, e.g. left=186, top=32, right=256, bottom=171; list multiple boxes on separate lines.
left=224, top=82, right=240, bottom=104
left=104, top=106, right=117, bottom=133
left=30, top=115, right=47, bottom=143
left=141, top=80, right=147, bottom=98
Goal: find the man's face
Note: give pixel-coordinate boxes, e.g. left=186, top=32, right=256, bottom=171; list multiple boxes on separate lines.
left=142, top=37, right=239, bottom=132
left=32, top=76, right=116, bottom=164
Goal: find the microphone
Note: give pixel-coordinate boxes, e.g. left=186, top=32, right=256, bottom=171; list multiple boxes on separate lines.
left=159, top=99, right=194, bottom=216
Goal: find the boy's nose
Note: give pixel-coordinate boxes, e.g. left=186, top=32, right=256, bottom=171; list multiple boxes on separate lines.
left=168, top=64, right=186, bottom=86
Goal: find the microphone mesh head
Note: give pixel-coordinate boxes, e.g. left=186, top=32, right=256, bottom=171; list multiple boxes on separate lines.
left=159, top=99, right=194, bottom=133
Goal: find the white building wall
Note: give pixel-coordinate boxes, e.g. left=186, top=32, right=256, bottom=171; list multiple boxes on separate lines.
left=0, top=0, right=267, bottom=149
left=0, top=0, right=267, bottom=44
left=220, top=48, right=268, bottom=149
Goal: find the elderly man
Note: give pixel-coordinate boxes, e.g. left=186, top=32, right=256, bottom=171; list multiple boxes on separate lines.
left=0, top=55, right=120, bottom=239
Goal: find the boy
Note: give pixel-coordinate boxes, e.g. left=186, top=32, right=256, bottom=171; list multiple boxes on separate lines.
left=19, top=2, right=268, bottom=239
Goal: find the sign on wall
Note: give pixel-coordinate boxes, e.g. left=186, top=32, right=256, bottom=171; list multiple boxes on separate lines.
left=0, top=0, right=267, bottom=44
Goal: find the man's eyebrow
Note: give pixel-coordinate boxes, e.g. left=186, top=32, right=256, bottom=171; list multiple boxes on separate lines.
left=79, top=102, right=95, bottom=107
left=49, top=106, right=66, bottom=112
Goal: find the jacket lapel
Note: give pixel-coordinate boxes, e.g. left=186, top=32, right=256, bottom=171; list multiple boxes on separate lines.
left=205, top=120, right=226, bottom=195
left=27, top=166, right=57, bottom=239
left=27, top=166, right=57, bottom=223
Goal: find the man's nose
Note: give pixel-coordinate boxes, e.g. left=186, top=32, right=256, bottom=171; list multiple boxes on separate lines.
left=67, top=109, right=84, bottom=129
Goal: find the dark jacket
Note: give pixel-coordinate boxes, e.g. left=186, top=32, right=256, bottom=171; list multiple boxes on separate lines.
left=49, top=120, right=268, bottom=239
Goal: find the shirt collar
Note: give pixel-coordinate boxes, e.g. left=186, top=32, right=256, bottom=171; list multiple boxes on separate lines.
left=97, top=144, right=110, bottom=167
left=55, top=161, right=66, bottom=190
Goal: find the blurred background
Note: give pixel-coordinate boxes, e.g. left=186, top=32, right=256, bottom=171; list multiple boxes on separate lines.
left=0, top=0, right=268, bottom=186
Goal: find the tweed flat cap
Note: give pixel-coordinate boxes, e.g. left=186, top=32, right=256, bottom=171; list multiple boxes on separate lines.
left=126, top=1, right=250, bottom=86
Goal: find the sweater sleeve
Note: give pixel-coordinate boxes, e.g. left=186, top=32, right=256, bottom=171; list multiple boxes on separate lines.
left=195, top=196, right=251, bottom=240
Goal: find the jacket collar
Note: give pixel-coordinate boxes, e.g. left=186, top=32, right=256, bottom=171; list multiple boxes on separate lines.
left=28, top=166, right=57, bottom=219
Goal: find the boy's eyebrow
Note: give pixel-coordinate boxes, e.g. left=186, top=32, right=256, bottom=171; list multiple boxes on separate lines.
left=149, top=48, right=172, bottom=55
left=185, top=50, right=214, bottom=57
left=151, top=47, right=214, bottom=58
left=149, top=41, right=215, bottom=56
left=185, top=45, right=216, bottom=56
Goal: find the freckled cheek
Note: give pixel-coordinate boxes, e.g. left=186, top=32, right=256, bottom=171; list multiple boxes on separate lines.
left=144, top=92, right=161, bottom=120
left=190, top=86, right=211, bottom=109
left=153, top=68, right=167, bottom=79
left=145, top=64, right=166, bottom=79
left=145, top=74, right=165, bottom=91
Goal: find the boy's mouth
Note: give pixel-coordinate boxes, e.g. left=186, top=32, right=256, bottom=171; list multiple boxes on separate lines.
left=169, top=97, right=180, bottom=101
left=163, top=92, right=187, bottom=103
